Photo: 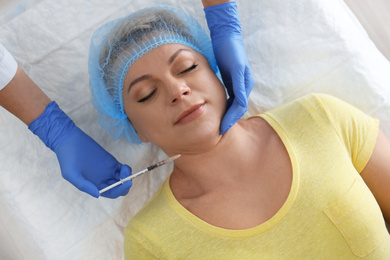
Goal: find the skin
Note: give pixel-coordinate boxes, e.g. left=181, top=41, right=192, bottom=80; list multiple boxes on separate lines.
left=123, top=44, right=227, bottom=154
left=361, top=130, right=390, bottom=221
left=0, top=66, right=51, bottom=125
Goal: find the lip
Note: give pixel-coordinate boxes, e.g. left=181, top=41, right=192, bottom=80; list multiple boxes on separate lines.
left=174, top=103, right=205, bottom=125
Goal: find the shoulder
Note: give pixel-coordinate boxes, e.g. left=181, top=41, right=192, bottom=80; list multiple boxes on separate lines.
left=126, top=183, right=167, bottom=229
left=247, top=93, right=335, bottom=130
left=124, top=179, right=182, bottom=258
left=272, top=93, right=347, bottom=114
left=124, top=183, right=168, bottom=254
left=245, top=93, right=370, bottom=147
left=290, top=93, right=370, bottom=120
left=250, top=93, right=367, bottom=126
left=249, top=93, right=333, bottom=120
left=125, top=177, right=181, bottom=237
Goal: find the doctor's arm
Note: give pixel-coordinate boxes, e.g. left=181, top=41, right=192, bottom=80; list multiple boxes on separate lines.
left=0, top=44, right=132, bottom=199
left=202, top=0, right=255, bottom=134
left=361, top=129, right=390, bottom=222
left=0, top=66, right=51, bottom=125
left=202, top=0, right=234, bottom=8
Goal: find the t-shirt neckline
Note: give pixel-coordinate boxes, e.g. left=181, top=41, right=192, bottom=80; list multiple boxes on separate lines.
left=163, top=113, right=300, bottom=238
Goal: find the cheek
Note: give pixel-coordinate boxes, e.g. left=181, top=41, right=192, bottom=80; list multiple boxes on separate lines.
left=126, top=103, right=167, bottom=142
left=197, top=56, right=226, bottom=99
left=126, top=104, right=151, bottom=131
left=203, top=72, right=227, bottom=107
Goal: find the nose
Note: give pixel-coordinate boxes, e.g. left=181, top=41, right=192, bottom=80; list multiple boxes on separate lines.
left=168, top=81, right=191, bottom=104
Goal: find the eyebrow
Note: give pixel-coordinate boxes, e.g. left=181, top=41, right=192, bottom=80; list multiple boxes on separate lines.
left=128, top=74, right=152, bottom=92
left=127, top=48, right=192, bottom=93
left=168, top=48, right=191, bottom=65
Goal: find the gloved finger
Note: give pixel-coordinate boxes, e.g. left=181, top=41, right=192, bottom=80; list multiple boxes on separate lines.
left=101, top=180, right=133, bottom=199
left=112, top=163, right=123, bottom=180
left=224, top=77, right=234, bottom=101
left=221, top=75, right=233, bottom=93
left=220, top=98, right=246, bottom=134
left=244, top=66, right=255, bottom=97
left=71, top=175, right=100, bottom=198
left=119, top=164, right=132, bottom=179
left=100, top=165, right=132, bottom=198
left=226, top=95, right=234, bottom=110
left=104, top=178, right=119, bottom=186
left=231, top=69, right=248, bottom=108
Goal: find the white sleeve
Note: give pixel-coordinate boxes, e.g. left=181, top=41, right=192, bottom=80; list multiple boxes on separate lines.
left=0, top=43, right=18, bottom=90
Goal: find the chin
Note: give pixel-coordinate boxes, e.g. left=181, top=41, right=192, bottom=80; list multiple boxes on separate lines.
left=180, top=121, right=221, bottom=149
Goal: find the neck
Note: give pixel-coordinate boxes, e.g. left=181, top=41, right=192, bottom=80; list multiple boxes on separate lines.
left=168, top=120, right=259, bottom=199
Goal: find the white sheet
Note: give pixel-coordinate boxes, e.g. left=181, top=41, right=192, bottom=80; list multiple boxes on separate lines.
left=0, top=0, right=389, bottom=259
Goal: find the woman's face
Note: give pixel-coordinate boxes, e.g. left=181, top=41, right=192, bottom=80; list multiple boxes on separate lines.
left=122, top=43, right=226, bottom=155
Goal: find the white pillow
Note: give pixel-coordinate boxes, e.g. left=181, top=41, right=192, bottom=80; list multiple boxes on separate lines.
left=0, top=0, right=389, bottom=259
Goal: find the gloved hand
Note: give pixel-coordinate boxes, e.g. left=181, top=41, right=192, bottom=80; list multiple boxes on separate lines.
left=29, top=101, right=132, bottom=198
left=204, top=1, right=255, bottom=134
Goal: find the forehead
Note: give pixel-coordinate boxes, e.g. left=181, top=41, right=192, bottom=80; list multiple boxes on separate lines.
left=126, top=43, right=199, bottom=73
left=134, top=43, right=196, bottom=64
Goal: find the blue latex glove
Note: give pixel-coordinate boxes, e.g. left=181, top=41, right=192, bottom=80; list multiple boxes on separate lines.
left=204, top=1, right=255, bottom=134
left=29, top=101, right=132, bottom=198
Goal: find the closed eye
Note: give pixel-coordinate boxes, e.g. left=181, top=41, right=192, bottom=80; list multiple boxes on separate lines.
left=179, top=64, right=198, bottom=74
left=137, top=64, right=197, bottom=102
left=138, top=89, right=157, bottom=103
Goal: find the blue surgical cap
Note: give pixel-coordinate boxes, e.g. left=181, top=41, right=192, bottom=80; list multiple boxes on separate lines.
left=88, top=5, right=219, bottom=144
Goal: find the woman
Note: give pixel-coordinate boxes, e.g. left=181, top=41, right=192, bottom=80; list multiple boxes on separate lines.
left=88, top=2, right=390, bottom=259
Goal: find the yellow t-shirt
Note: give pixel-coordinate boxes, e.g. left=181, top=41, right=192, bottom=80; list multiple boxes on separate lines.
left=124, top=93, right=390, bottom=259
